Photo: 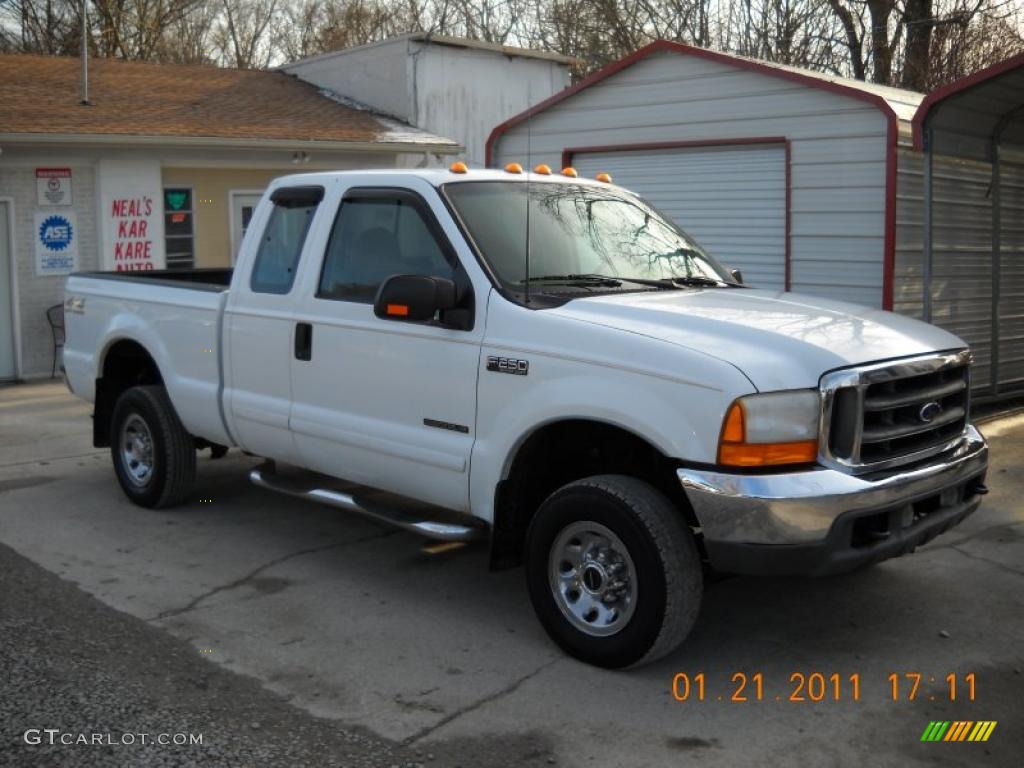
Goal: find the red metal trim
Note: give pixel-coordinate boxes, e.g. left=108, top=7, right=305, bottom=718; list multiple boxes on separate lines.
left=784, top=140, right=792, bottom=293
left=560, top=136, right=787, bottom=169
left=911, top=52, right=1024, bottom=151
left=882, top=118, right=898, bottom=310
left=486, top=39, right=902, bottom=310
left=562, top=137, right=794, bottom=291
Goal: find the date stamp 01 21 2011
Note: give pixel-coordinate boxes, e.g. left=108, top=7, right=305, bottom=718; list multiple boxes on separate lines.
left=670, top=671, right=978, bottom=703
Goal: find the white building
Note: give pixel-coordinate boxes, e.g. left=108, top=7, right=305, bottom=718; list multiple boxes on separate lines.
left=281, top=33, right=576, bottom=168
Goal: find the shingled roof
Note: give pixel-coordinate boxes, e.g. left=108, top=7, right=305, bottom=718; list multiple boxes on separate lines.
left=0, top=53, right=460, bottom=151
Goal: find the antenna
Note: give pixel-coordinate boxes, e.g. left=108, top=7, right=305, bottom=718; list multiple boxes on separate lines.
left=80, top=0, right=90, bottom=105
left=524, top=82, right=532, bottom=306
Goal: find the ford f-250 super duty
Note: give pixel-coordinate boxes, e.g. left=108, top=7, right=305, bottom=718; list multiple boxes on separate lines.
left=63, top=167, right=989, bottom=668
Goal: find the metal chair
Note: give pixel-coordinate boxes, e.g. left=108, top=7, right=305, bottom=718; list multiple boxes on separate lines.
left=46, top=303, right=64, bottom=378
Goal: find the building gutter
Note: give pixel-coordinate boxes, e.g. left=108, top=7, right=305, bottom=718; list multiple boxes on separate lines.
left=0, top=132, right=462, bottom=155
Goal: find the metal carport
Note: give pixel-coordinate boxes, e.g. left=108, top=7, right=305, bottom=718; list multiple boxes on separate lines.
left=911, top=53, right=1024, bottom=398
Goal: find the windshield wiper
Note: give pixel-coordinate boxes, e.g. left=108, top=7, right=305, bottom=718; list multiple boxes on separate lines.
left=520, top=273, right=623, bottom=287
left=610, top=274, right=731, bottom=289
left=666, top=275, right=728, bottom=287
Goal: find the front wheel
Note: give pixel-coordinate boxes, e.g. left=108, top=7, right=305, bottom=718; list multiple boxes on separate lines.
left=110, top=385, right=196, bottom=508
left=525, top=475, right=703, bottom=668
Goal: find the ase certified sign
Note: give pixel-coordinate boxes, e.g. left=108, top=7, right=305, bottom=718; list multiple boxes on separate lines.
left=34, top=211, right=78, bottom=276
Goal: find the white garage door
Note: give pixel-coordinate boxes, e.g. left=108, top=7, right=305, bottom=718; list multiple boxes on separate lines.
left=573, top=144, right=787, bottom=291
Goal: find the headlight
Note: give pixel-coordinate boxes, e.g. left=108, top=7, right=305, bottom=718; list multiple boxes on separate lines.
left=717, top=390, right=820, bottom=467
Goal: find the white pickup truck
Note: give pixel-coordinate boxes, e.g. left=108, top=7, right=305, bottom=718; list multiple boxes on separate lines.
left=64, top=167, right=989, bottom=668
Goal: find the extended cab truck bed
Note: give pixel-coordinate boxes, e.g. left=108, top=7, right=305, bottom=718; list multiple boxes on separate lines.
left=64, top=168, right=989, bottom=668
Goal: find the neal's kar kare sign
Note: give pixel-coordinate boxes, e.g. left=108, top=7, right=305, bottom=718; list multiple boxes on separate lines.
left=34, top=211, right=78, bottom=276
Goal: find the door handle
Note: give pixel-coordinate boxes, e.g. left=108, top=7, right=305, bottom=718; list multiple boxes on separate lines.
left=295, top=322, right=313, bottom=361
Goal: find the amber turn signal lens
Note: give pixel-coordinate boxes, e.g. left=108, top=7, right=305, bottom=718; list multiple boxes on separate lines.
left=505, top=162, right=524, bottom=174
left=718, top=440, right=818, bottom=467
left=561, top=167, right=578, bottom=177
left=449, top=161, right=468, bottom=173
left=595, top=172, right=613, bottom=183
left=721, top=402, right=745, bottom=443
left=534, top=164, right=552, bottom=175
left=386, top=304, right=409, bottom=316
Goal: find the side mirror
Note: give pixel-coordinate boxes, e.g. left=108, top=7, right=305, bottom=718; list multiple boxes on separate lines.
left=374, top=275, right=458, bottom=323
left=730, top=269, right=744, bottom=284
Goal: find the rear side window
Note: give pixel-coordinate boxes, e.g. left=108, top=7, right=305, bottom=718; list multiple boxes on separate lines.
left=318, top=195, right=455, bottom=303
left=250, top=187, right=323, bottom=295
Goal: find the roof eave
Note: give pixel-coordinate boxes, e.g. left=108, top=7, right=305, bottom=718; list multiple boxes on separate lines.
left=0, top=132, right=462, bottom=154
left=485, top=39, right=905, bottom=167
left=911, top=51, right=1024, bottom=151
left=280, top=32, right=579, bottom=70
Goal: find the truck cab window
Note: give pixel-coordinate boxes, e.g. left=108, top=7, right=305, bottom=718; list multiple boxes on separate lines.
left=250, top=196, right=319, bottom=295
left=319, top=196, right=454, bottom=303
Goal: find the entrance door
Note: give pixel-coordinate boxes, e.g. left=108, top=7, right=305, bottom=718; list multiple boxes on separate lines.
left=0, top=202, right=16, bottom=380
left=230, top=192, right=264, bottom=263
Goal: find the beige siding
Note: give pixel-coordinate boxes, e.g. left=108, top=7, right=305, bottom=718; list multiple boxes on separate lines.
left=161, top=168, right=285, bottom=268
left=494, top=49, right=892, bottom=307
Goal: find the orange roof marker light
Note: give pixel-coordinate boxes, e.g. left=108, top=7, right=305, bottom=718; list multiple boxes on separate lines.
left=449, top=161, right=469, bottom=174
left=533, top=163, right=552, bottom=175
left=561, top=167, right=578, bottom=178
left=595, top=172, right=613, bottom=183
left=505, top=162, right=524, bottom=174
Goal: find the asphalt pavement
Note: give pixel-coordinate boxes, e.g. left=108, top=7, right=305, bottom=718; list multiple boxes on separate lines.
left=1, top=381, right=1022, bottom=767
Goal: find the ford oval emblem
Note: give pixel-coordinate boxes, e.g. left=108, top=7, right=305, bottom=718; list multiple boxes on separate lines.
left=919, top=401, right=942, bottom=423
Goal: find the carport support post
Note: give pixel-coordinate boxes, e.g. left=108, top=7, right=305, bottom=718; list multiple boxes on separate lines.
left=990, top=138, right=1001, bottom=396
left=923, top=125, right=934, bottom=323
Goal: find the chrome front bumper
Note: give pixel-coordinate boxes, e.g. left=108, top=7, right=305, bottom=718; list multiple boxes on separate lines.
left=677, top=425, right=988, bottom=575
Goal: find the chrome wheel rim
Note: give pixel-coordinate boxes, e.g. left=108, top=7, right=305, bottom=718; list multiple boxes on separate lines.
left=120, top=414, right=155, bottom=487
left=548, top=521, right=638, bottom=637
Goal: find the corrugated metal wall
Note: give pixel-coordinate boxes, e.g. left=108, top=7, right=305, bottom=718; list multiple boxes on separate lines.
left=573, top=144, right=787, bottom=289
left=493, top=49, right=892, bottom=307
left=998, top=153, right=1024, bottom=390
left=895, top=145, right=1024, bottom=394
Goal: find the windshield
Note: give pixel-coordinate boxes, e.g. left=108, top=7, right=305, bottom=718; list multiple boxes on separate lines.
left=443, top=181, right=734, bottom=292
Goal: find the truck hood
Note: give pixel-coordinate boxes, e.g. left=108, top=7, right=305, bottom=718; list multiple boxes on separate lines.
left=550, top=288, right=966, bottom=391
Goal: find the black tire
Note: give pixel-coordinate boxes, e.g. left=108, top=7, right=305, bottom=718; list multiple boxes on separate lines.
left=525, top=475, right=702, bottom=668
left=110, top=385, right=196, bottom=508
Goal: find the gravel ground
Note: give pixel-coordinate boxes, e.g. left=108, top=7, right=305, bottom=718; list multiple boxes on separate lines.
left=0, top=542, right=549, bottom=768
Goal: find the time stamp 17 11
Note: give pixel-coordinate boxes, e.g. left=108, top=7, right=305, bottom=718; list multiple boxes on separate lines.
left=671, top=672, right=978, bottom=702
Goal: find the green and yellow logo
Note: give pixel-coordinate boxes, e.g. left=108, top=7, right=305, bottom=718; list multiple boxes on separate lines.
left=921, top=721, right=997, bottom=742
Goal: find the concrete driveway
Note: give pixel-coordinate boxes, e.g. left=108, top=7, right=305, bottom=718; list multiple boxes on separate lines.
left=2, top=380, right=1022, bottom=767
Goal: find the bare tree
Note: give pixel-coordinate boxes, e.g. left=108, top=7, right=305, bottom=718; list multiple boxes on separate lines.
left=1, top=0, right=1021, bottom=90
left=0, top=0, right=80, bottom=53
left=90, top=0, right=204, bottom=59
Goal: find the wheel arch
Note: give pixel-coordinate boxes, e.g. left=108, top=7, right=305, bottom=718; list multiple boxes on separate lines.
left=489, top=417, right=699, bottom=570
left=93, top=337, right=165, bottom=447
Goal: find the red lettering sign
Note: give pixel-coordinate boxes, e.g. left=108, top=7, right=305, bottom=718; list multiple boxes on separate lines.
left=110, top=196, right=156, bottom=269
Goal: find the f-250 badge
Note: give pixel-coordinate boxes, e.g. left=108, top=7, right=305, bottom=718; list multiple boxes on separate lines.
left=486, top=356, right=529, bottom=375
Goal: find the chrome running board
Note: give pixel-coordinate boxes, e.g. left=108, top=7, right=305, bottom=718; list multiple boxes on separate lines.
left=250, top=464, right=485, bottom=542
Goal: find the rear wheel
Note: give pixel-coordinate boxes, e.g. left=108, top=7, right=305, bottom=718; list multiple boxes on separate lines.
left=110, top=385, right=195, bottom=508
left=525, top=475, right=702, bottom=668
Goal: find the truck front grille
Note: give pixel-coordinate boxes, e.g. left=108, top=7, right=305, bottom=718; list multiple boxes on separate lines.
left=821, top=351, right=971, bottom=474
